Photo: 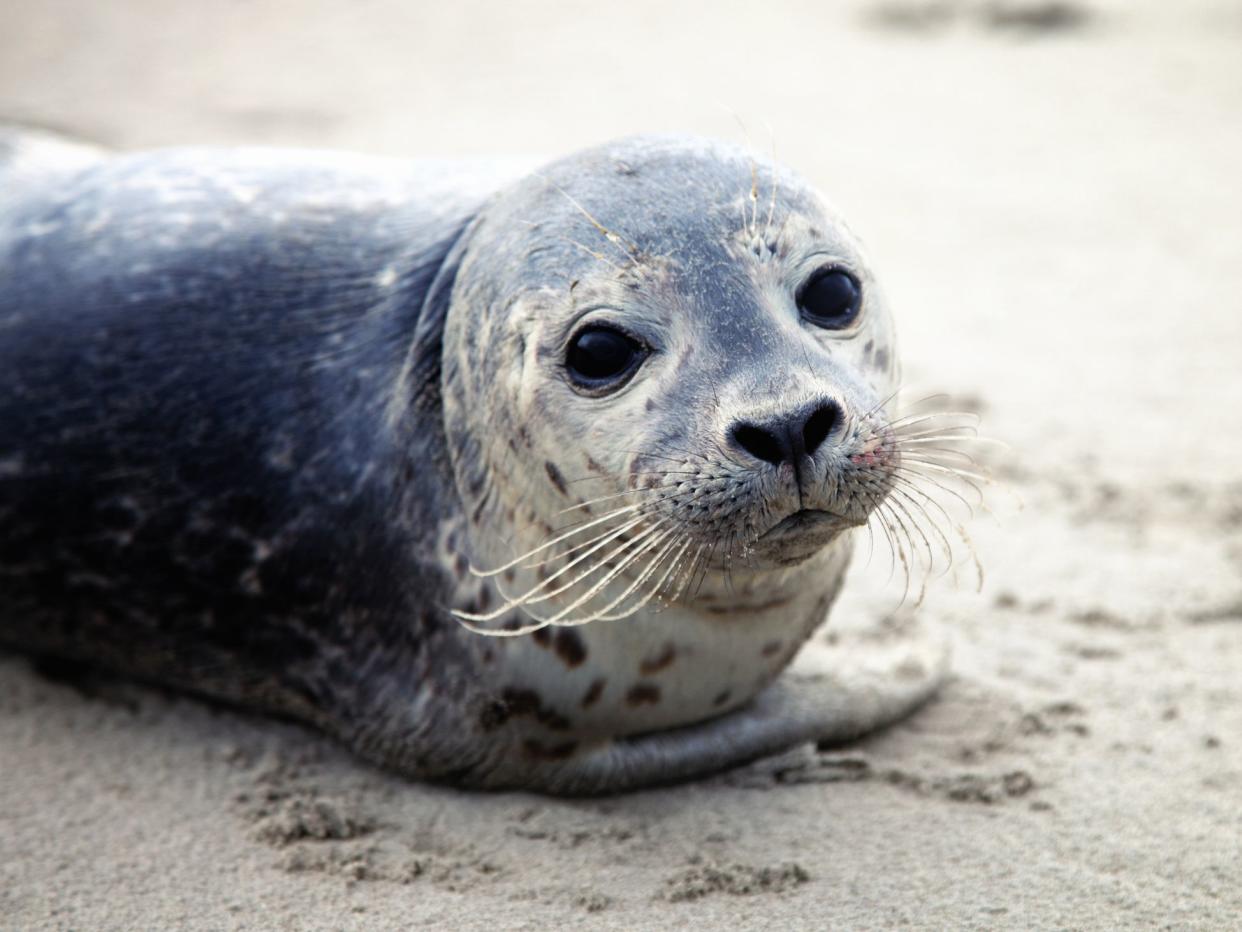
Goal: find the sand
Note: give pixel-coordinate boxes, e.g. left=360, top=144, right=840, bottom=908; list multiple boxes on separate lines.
left=1, top=0, right=1240, bottom=928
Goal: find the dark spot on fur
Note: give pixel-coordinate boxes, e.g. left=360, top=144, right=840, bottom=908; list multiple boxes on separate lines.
left=761, top=640, right=783, bottom=657
left=471, top=498, right=487, bottom=526
left=453, top=553, right=469, bottom=579
left=499, top=687, right=572, bottom=731
left=581, top=678, right=606, bottom=708
left=545, top=461, right=568, bottom=496
left=712, top=689, right=732, bottom=707
left=476, top=586, right=492, bottom=613
left=874, top=347, right=890, bottom=371
left=645, top=398, right=655, bottom=412
left=531, top=627, right=552, bottom=647
left=626, top=683, right=661, bottom=706
left=504, top=567, right=516, bottom=583
left=479, top=700, right=509, bottom=730
left=543, top=710, right=573, bottom=731
left=523, top=739, right=579, bottom=761
left=518, top=425, right=532, bottom=448
left=585, top=456, right=604, bottom=474
left=554, top=629, right=587, bottom=667
left=501, top=688, right=542, bottom=717
left=639, top=642, right=676, bottom=675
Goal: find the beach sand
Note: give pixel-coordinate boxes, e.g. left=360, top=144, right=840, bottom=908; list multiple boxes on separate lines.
left=1, top=1, right=1240, bottom=927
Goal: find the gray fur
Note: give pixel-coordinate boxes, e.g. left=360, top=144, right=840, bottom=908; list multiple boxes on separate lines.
left=0, top=131, right=941, bottom=793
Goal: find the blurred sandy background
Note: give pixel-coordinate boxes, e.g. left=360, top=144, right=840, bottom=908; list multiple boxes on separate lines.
left=2, top=0, right=1241, bottom=928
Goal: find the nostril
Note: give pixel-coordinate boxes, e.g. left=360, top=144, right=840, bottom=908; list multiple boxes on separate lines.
left=731, top=423, right=787, bottom=466
left=802, top=401, right=841, bottom=457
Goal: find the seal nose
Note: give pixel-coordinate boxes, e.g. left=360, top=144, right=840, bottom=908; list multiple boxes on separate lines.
left=729, top=399, right=842, bottom=467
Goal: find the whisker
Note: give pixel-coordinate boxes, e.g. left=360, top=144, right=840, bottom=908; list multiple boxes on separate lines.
left=467, top=502, right=645, bottom=577
left=891, top=465, right=979, bottom=515
left=518, top=221, right=624, bottom=272
left=516, top=514, right=650, bottom=572
left=896, top=433, right=1005, bottom=448
left=898, top=458, right=992, bottom=489
left=887, top=412, right=981, bottom=433
left=763, top=119, right=779, bottom=242
left=509, top=532, right=675, bottom=627
left=862, top=494, right=900, bottom=585
left=662, top=540, right=706, bottom=608
left=454, top=518, right=662, bottom=621
left=889, top=391, right=955, bottom=414
left=516, top=519, right=670, bottom=608
left=878, top=503, right=913, bottom=604
left=887, top=487, right=956, bottom=584
left=536, top=528, right=678, bottom=626
left=535, top=176, right=640, bottom=261
left=555, top=485, right=662, bottom=515
left=857, top=385, right=904, bottom=423
left=893, top=441, right=986, bottom=463
left=884, top=488, right=937, bottom=570
left=584, top=536, right=693, bottom=623
left=887, top=472, right=963, bottom=547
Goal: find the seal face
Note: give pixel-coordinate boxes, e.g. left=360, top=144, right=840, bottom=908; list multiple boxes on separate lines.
left=440, top=138, right=906, bottom=738
left=0, top=131, right=941, bottom=793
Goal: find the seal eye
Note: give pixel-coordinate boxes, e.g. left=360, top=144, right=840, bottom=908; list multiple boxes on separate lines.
left=566, top=326, right=646, bottom=389
left=798, top=269, right=862, bottom=329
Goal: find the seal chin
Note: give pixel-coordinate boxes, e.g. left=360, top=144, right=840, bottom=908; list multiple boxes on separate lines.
left=752, top=508, right=855, bottom=566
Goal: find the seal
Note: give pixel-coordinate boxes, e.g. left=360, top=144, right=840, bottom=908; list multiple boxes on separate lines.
left=0, top=129, right=949, bottom=793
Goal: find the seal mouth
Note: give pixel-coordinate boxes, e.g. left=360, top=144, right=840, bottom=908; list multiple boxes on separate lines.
left=760, top=508, right=851, bottom=540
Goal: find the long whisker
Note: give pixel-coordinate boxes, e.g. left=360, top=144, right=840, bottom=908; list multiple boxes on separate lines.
left=658, top=540, right=705, bottom=609
left=453, top=518, right=661, bottom=621
left=893, top=443, right=986, bottom=465
left=536, top=528, right=678, bottom=626
left=891, top=465, right=979, bottom=515
left=898, top=457, right=992, bottom=489
left=517, top=514, right=649, bottom=571
left=886, top=486, right=956, bottom=584
left=536, top=176, right=640, bottom=261
left=888, top=413, right=982, bottom=435
left=518, top=221, right=625, bottom=272
left=763, top=119, right=779, bottom=242
left=468, top=502, right=645, bottom=577
left=506, top=532, right=676, bottom=627
left=575, top=536, right=692, bottom=623
left=555, top=486, right=661, bottom=516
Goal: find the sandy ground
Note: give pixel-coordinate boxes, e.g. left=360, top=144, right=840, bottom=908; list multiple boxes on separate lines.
left=2, top=0, right=1241, bottom=928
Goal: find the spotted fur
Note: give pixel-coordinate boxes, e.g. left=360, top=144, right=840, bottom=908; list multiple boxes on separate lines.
left=0, top=131, right=945, bottom=793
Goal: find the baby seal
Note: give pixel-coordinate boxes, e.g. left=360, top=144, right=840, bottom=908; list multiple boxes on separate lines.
left=0, top=129, right=948, bottom=793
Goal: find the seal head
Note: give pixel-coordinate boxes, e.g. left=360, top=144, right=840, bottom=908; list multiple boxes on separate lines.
left=435, top=137, right=914, bottom=759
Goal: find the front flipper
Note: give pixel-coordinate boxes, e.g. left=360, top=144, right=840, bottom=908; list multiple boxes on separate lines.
left=524, top=625, right=951, bottom=795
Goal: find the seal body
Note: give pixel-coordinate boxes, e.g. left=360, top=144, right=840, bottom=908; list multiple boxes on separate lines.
left=0, top=131, right=943, bottom=793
